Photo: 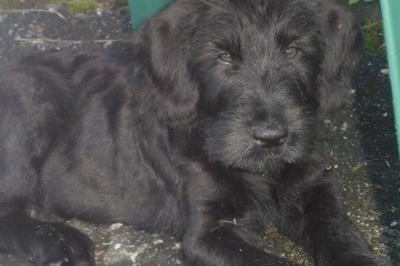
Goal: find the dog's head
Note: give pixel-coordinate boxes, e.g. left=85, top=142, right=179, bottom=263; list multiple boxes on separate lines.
left=137, top=0, right=363, bottom=173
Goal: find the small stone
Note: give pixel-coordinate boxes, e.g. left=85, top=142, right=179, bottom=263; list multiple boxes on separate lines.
left=153, top=239, right=164, bottom=245
left=380, top=69, right=389, bottom=75
left=110, top=223, right=123, bottom=230
left=172, top=243, right=182, bottom=250
left=390, top=221, right=397, bottom=227
left=341, top=122, right=348, bottom=132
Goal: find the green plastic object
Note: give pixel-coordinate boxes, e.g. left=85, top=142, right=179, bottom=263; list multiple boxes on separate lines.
left=128, top=0, right=173, bottom=30
left=380, top=0, right=400, bottom=154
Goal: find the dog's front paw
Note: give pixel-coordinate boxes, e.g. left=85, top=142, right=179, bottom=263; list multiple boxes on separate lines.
left=27, top=222, right=94, bottom=266
left=0, top=215, right=95, bottom=266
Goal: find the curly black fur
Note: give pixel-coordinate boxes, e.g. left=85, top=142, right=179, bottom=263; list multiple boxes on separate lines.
left=0, top=0, right=392, bottom=265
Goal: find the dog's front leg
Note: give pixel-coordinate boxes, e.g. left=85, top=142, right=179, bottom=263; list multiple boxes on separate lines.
left=181, top=206, right=294, bottom=266
left=280, top=182, right=392, bottom=266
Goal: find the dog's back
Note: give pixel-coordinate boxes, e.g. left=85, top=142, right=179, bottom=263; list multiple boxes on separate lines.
left=0, top=49, right=187, bottom=265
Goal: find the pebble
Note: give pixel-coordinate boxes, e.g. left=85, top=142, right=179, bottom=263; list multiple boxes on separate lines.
left=110, top=223, right=123, bottom=230
left=380, top=69, right=389, bottom=75
left=153, top=239, right=164, bottom=245
left=341, top=122, right=348, bottom=132
left=172, top=242, right=181, bottom=250
left=390, top=221, right=398, bottom=227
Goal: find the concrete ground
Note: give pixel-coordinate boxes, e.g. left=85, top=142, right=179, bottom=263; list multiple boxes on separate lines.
left=0, top=1, right=399, bottom=265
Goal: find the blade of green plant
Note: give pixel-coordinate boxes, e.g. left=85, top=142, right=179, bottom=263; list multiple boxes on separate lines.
left=349, top=0, right=360, bottom=5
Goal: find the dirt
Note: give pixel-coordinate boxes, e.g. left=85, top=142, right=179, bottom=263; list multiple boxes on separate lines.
left=0, top=1, right=399, bottom=265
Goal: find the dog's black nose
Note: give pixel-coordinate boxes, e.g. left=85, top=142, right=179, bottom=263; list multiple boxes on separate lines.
left=252, top=123, right=288, bottom=147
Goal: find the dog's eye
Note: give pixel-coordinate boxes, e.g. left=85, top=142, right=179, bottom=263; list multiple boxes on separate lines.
left=284, top=47, right=300, bottom=58
left=218, top=52, right=233, bottom=64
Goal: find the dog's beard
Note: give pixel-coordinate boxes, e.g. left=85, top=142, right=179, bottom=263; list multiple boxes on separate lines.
left=202, top=119, right=312, bottom=174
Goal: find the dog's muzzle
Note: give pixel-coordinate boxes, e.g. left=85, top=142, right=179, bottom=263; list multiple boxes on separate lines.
left=252, top=123, right=288, bottom=148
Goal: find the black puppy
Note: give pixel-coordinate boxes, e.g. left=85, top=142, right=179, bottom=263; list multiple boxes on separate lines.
left=0, top=0, right=392, bottom=265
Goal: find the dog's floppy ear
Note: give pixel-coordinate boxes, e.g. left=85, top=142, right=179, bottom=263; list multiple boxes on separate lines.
left=132, top=1, right=203, bottom=124
left=316, top=1, right=364, bottom=112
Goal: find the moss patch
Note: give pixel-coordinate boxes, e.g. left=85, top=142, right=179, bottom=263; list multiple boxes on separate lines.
left=67, top=0, right=99, bottom=14
left=363, top=21, right=385, bottom=55
left=0, top=0, right=126, bottom=13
